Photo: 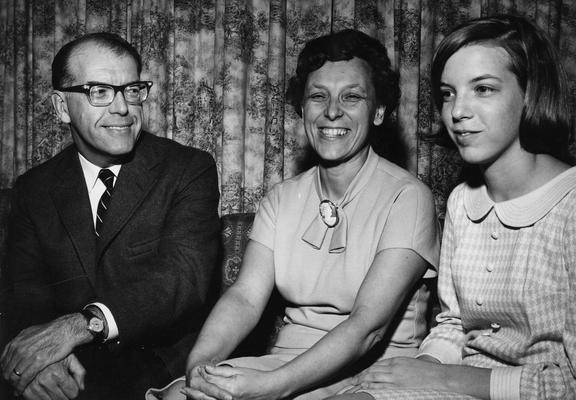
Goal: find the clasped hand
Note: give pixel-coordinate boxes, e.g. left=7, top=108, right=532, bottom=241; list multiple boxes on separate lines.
left=183, top=364, right=280, bottom=400
left=21, top=354, right=85, bottom=400
left=1, top=315, right=81, bottom=396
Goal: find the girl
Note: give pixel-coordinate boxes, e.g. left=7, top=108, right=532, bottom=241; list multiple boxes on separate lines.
left=332, top=14, right=576, bottom=400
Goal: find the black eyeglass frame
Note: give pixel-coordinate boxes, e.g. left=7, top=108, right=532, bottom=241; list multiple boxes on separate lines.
left=57, top=81, right=153, bottom=106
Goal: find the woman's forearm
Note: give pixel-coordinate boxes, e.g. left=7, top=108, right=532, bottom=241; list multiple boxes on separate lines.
left=271, top=248, right=431, bottom=398
left=271, top=314, right=383, bottom=398
left=187, top=285, right=267, bottom=367
left=187, top=240, right=275, bottom=369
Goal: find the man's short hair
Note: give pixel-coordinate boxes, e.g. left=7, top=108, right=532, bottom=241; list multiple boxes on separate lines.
left=52, top=32, right=142, bottom=90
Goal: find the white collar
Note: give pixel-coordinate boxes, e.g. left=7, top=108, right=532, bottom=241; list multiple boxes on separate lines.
left=464, top=167, right=576, bottom=227
left=78, top=153, right=122, bottom=191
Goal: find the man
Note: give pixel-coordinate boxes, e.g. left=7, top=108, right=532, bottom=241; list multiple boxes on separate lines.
left=0, top=32, right=220, bottom=400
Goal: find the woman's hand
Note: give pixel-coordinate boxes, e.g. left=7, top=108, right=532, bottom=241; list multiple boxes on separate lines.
left=183, top=363, right=233, bottom=400
left=355, top=357, right=447, bottom=391
left=182, top=365, right=281, bottom=400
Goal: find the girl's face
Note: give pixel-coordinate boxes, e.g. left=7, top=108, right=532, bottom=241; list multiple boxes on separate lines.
left=440, top=44, right=526, bottom=169
left=302, top=58, right=384, bottom=166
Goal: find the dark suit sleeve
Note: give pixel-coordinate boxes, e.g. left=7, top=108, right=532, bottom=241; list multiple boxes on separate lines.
left=98, top=150, right=220, bottom=347
left=1, top=180, right=59, bottom=342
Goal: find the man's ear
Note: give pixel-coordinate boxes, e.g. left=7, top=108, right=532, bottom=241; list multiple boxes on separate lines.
left=373, top=105, right=385, bottom=126
left=51, top=91, right=71, bottom=123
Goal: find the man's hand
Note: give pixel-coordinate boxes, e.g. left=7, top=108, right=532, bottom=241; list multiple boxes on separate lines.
left=1, top=313, right=92, bottom=395
left=21, top=354, right=86, bottom=400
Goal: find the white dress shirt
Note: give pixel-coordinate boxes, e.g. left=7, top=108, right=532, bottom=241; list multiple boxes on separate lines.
left=78, top=153, right=121, bottom=342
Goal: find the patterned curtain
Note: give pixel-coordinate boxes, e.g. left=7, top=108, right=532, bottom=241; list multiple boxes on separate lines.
left=1, top=0, right=575, bottom=217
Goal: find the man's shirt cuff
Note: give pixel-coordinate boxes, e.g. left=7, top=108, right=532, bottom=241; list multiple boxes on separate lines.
left=85, top=302, right=119, bottom=341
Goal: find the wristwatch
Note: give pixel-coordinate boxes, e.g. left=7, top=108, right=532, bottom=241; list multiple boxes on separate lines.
left=80, top=308, right=106, bottom=343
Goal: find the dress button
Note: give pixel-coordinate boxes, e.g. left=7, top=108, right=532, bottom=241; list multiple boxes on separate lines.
left=486, top=265, right=494, bottom=272
left=491, top=232, right=499, bottom=240
left=476, top=297, right=484, bottom=306
left=490, top=322, right=501, bottom=332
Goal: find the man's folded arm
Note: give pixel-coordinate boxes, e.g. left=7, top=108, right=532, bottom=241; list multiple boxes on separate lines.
left=97, top=151, right=221, bottom=345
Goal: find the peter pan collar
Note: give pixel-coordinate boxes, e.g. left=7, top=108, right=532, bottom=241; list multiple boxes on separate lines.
left=464, top=167, right=576, bottom=227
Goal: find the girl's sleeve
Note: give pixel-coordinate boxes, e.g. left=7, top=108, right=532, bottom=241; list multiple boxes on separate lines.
left=418, top=188, right=466, bottom=364
left=512, top=205, right=576, bottom=400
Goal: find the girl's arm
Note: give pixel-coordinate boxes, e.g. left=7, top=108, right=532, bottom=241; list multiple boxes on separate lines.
left=358, top=191, right=576, bottom=400
left=418, top=200, right=466, bottom=364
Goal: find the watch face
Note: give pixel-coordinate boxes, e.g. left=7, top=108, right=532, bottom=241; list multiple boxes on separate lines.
left=89, top=317, right=104, bottom=333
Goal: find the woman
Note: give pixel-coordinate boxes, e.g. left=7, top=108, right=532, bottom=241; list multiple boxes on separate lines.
left=331, top=14, right=576, bottom=400
left=148, top=29, right=440, bottom=400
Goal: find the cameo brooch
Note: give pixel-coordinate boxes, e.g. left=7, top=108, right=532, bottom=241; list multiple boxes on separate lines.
left=319, top=200, right=339, bottom=228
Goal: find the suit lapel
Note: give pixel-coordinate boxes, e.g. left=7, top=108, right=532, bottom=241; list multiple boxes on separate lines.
left=96, top=134, right=162, bottom=259
left=50, top=148, right=98, bottom=284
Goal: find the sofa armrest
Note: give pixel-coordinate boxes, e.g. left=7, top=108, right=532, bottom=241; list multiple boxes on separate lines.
left=220, top=212, right=255, bottom=291
left=219, top=212, right=284, bottom=356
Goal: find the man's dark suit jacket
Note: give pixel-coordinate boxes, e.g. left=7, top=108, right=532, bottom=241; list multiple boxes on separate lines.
left=0, top=132, right=220, bottom=399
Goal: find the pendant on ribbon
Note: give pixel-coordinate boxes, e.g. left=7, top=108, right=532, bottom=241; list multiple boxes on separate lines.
left=319, top=200, right=339, bottom=228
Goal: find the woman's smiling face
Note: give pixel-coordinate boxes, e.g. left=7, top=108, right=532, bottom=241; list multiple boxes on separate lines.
left=302, top=57, right=384, bottom=165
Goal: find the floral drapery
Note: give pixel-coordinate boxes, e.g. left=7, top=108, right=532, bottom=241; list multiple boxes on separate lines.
left=1, top=0, right=575, bottom=215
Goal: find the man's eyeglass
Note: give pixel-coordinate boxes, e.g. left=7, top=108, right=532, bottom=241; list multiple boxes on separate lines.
left=57, top=81, right=153, bottom=106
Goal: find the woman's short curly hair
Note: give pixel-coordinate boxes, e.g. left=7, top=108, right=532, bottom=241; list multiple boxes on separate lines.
left=431, top=14, right=572, bottom=161
left=286, top=29, right=399, bottom=119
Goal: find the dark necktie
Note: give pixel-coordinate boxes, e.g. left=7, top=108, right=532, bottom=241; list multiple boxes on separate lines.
left=95, top=169, right=115, bottom=237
